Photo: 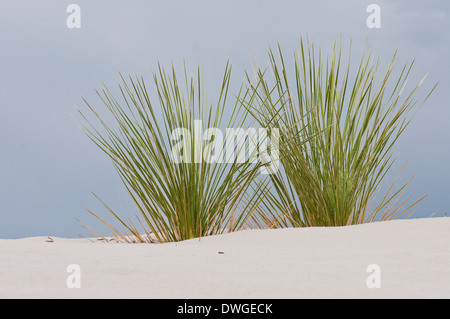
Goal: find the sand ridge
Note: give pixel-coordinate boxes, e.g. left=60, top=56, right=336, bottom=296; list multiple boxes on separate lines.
left=0, top=217, right=449, bottom=298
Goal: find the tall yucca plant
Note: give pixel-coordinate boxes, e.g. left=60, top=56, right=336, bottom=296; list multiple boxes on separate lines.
left=246, top=37, right=436, bottom=227
left=77, top=62, right=265, bottom=242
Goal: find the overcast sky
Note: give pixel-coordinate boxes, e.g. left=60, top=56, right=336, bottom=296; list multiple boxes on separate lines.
left=0, top=0, right=449, bottom=238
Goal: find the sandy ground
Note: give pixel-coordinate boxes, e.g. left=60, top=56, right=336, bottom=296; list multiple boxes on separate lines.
left=1, top=217, right=449, bottom=299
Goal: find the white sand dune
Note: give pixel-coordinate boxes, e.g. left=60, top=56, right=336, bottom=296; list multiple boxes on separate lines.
left=1, top=217, right=449, bottom=299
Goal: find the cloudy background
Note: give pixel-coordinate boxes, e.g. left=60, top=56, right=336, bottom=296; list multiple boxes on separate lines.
left=0, top=0, right=448, bottom=238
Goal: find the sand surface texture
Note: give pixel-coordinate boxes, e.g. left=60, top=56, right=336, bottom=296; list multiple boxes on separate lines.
left=1, top=217, right=449, bottom=298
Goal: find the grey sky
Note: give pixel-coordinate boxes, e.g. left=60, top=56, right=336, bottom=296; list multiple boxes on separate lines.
left=0, top=0, right=448, bottom=238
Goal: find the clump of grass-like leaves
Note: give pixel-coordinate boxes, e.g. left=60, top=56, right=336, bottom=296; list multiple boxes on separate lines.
left=77, top=62, right=266, bottom=242
left=246, top=37, right=436, bottom=227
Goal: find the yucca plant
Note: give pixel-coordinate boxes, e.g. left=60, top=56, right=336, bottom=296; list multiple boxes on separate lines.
left=246, top=37, right=436, bottom=227
left=77, top=62, right=267, bottom=242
